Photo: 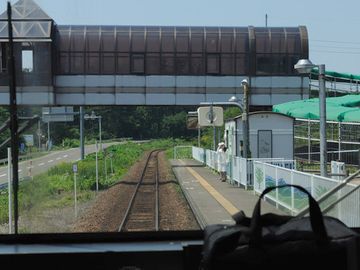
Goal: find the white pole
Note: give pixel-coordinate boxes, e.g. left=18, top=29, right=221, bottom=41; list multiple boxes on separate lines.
left=110, top=155, right=113, bottom=174
left=38, top=119, right=41, bottom=150
left=319, top=64, right=328, bottom=177
left=47, top=121, right=50, bottom=151
left=198, top=128, right=201, bottom=147
left=338, top=122, right=341, bottom=161
left=95, top=141, right=99, bottom=192
left=7, top=147, right=12, bottom=234
left=308, top=119, right=311, bottom=163
left=99, top=117, right=102, bottom=151
left=104, top=150, right=107, bottom=181
left=74, top=171, right=77, bottom=218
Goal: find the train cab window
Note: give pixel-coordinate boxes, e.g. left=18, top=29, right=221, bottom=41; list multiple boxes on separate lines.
left=131, top=53, right=145, bottom=74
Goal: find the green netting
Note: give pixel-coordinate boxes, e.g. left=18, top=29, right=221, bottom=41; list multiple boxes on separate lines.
left=272, top=95, right=360, bottom=122
left=326, top=95, right=360, bottom=107
left=342, top=110, right=360, bottom=122
left=311, top=68, right=360, bottom=82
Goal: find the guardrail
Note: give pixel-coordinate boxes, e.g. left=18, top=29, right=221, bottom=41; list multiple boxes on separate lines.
left=0, top=182, right=7, bottom=190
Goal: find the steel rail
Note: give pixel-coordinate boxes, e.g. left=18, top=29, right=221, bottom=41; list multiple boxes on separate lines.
left=118, top=150, right=160, bottom=232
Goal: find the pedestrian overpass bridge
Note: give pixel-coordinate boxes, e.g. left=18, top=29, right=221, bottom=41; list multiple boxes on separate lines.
left=0, top=0, right=309, bottom=107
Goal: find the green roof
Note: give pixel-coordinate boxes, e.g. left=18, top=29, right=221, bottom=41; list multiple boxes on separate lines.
left=311, top=68, right=360, bottom=82
left=272, top=95, right=360, bottom=122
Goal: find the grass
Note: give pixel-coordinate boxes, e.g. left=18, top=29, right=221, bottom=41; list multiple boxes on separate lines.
left=0, top=138, right=195, bottom=225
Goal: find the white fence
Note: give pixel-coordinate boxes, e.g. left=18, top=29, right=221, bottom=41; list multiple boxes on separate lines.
left=253, top=160, right=360, bottom=227
left=192, top=147, right=296, bottom=189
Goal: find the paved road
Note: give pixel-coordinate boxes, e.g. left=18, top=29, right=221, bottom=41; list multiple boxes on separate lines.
left=0, top=142, right=119, bottom=186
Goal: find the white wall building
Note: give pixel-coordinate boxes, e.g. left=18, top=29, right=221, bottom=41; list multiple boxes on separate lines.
left=225, top=112, right=294, bottom=159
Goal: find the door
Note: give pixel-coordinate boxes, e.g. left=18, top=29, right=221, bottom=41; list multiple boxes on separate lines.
left=258, top=130, right=272, bottom=158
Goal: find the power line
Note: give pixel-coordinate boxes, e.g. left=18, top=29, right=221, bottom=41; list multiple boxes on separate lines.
left=312, top=49, right=360, bottom=55
left=312, top=45, right=360, bottom=51
left=312, top=39, right=360, bottom=45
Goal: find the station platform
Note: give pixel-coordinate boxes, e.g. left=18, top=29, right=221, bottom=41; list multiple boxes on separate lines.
left=171, top=159, right=284, bottom=228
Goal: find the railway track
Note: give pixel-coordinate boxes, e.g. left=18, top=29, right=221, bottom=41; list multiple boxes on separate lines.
left=118, top=150, right=160, bottom=232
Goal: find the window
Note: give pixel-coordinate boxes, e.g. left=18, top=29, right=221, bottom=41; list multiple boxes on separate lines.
left=0, top=43, right=7, bottom=72
left=146, top=53, right=160, bottom=74
left=175, top=53, right=189, bottom=75
left=102, top=53, right=115, bottom=74
left=256, top=54, right=272, bottom=75
left=160, top=53, right=175, bottom=74
left=132, top=31, right=145, bottom=52
left=221, top=54, right=235, bottom=75
left=190, top=53, right=204, bottom=74
left=146, top=31, right=160, bottom=52
left=131, top=54, right=145, bottom=74
left=22, top=49, right=33, bottom=73
left=86, top=52, right=100, bottom=74
left=117, top=53, right=130, bottom=74
left=206, top=54, right=220, bottom=74
left=70, top=52, right=84, bottom=74
left=176, top=33, right=189, bottom=52
left=206, top=32, right=219, bottom=52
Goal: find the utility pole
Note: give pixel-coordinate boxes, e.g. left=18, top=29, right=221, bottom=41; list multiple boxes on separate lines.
left=7, top=2, right=19, bottom=234
left=265, top=14, right=268, bottom=27
left=95, top=141, right=99, bottom=192
left=38, top=119, right=41, bottom=150
left=47, top=121, right=50, bottom=151
left=80, top=106, right=84, bottom=160
left=242, top=80, right=250, bottom=159
left=7, top=148, right=12, bottom=234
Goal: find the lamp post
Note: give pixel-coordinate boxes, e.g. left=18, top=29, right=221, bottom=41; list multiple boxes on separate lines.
left=84, top=111, right=102, bottom=151
left=295, top=59, right=327, bottom=177
left=230, top=79, right=250, bottom=158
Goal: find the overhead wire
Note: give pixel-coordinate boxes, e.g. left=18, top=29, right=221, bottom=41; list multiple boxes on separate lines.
left=312, top=49, right=360, bottom=55
left=312, top=39, right=360, bottom=45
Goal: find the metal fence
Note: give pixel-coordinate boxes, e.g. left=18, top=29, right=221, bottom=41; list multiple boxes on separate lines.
left=294, top=118, right=360, bottom=165
left=253, top=160, right=360, bottom=227
left=192, top=146, right=296, bottom=189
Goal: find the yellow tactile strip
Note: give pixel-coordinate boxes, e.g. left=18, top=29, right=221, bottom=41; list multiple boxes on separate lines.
left=184, top=164, right=239, bottom=216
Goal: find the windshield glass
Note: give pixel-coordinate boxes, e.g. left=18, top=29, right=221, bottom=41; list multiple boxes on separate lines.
left=0, top=0, right=359, bottom=235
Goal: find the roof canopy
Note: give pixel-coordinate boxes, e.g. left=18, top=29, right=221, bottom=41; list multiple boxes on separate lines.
left=0, top=0, right=53, bottom=41
left=273, top=95, right=360, bottom=122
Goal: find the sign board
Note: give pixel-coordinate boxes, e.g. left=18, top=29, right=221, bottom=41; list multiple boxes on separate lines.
left=42, top=107, right=74, bottom=123
left=197, top=106, right=224, bottom=127
left=72, top=164, right=78, bottom=173
left=23, top=134, right=34, bottom=147
left=186, top=111, right=198, bottom=130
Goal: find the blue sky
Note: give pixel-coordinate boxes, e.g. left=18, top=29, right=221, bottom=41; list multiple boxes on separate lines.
left=3, top=0, right=360, bottom=74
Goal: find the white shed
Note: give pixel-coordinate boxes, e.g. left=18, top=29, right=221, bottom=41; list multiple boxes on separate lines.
left=224, top=112, right=294, bottom=159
